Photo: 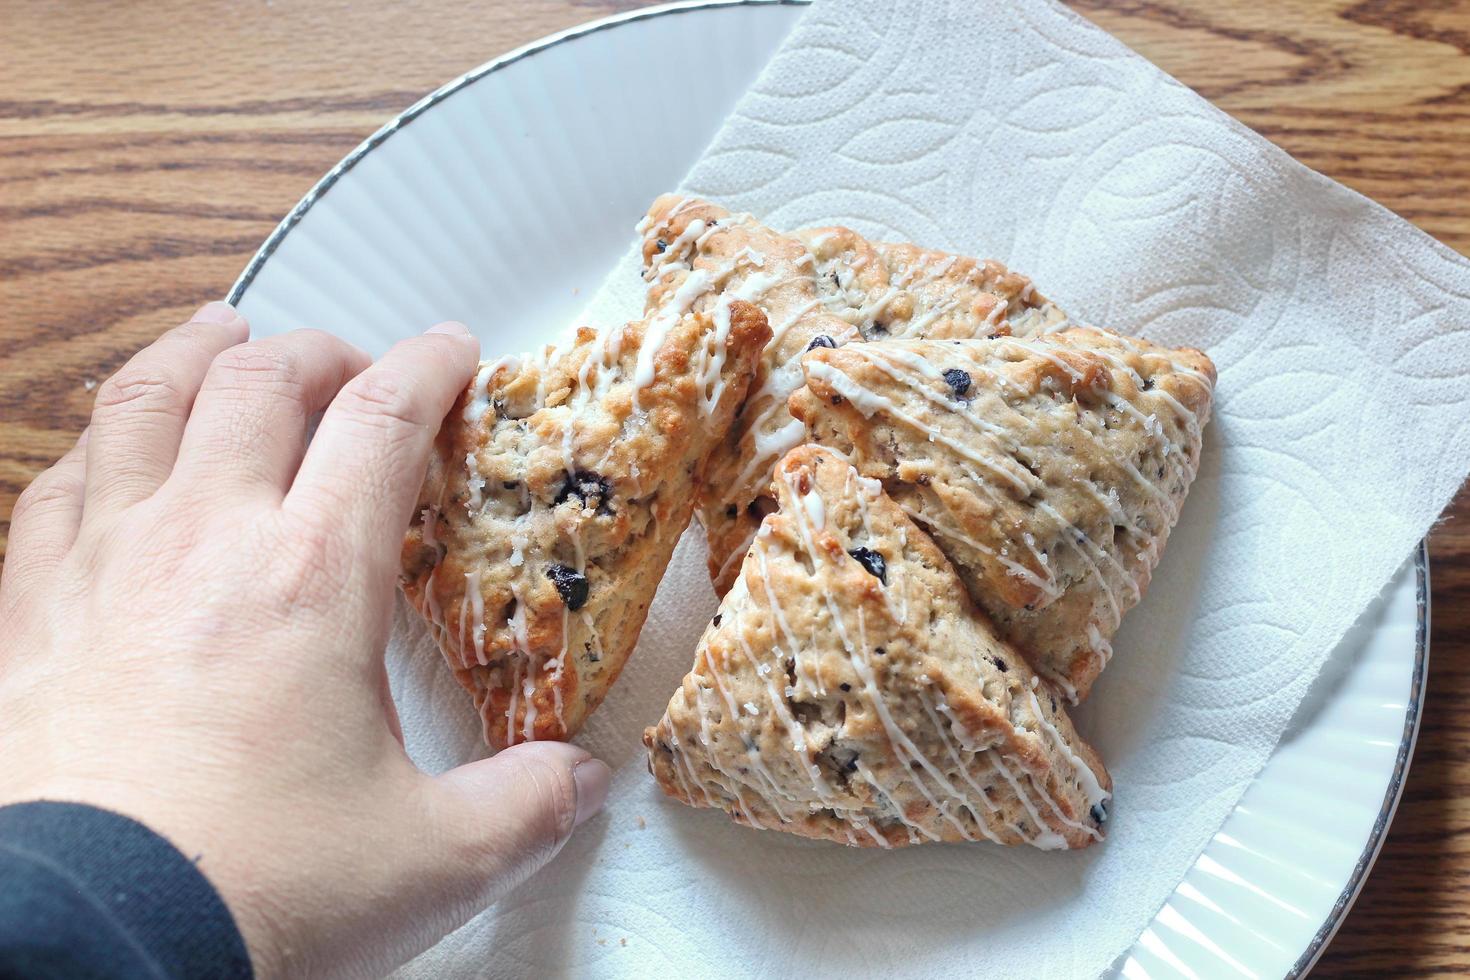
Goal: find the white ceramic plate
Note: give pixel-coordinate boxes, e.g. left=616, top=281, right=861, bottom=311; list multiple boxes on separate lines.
left=228, top=2, right=1428, bottom=976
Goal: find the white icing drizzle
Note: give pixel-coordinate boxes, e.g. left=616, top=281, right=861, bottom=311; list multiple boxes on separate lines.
left=463, top=451, right=485, bottom=513
left=847, top=468, right=906, bottom=626
left=545, top=605, right=568, bottom=731
left=634, top=268, right=711, bottom=398
left=698, top=297, right=735, bottom=416
left=808, top=358, right=1038, bottom=498
left=1026, top=679, right=1110, bottom=816
left=462, top=359, right=502, bottom=424
left=895, top=500, right=1058, bottom=598
left=644, top=217, right=707, bottom=283
left=506, top=582, right=536, bottom=743
left=917, top=693, right=1016, bottom=845
left=735, top=416, right=807, bottom=491
left=464, top=568, right=486, bottom=666
left=809, top=334, right=1209, bottom=685
left=799, top=485, right=825, bottom=529
left=754, top=548, right=822, bottom=699
left=681, top=461, right=1088, bottom=849
left=698, top=645, right=790, bottom=824
left=666, top=733, right=719, bottom=808
left=846, top=344, right=1039, bottom=491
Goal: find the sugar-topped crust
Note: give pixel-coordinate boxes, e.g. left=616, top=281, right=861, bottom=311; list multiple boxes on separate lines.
left=790, top=330, right=1216, bottom=701
left=400, top=297, right=770, bottom=748
left=637, top=195, right=1068, bottom=596
left=643, top=445, right=1111, bottom=849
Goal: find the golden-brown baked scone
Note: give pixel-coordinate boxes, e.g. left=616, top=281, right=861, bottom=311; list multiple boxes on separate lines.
left=790, top=330, right=1216, bottom=701
left=637, top=195, right=1067, bottom=595
left=400, top=297, right=770, bottom=748
left=643, top=446, right=1111, bottom=849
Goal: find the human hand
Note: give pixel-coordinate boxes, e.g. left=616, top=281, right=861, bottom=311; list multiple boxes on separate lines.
left=0, top=302, right=611, bottom=978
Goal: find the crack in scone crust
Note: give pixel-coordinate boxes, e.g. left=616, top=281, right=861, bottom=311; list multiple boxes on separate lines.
left=637, top=195, right=1069, bottom=596
left=400, top=298, right=770, bottom=748
left=790, top=331, right=1216, bottom=701
left=643, top=445, right=1111, bottom=849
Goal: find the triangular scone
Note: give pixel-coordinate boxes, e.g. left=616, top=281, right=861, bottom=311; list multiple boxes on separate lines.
left=638, top=195, right=1068, bottom=595
left=400, top=299, right=770, bottom=749
left=643, top=446, right=1111, bottom=849
left=790, top=330, right=1216, bottom=702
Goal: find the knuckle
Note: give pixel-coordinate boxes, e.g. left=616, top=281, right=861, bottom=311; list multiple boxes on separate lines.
left=11, top=473, right=80, bottom=527
left=337, top=368, right=424, bottom=431
left=93, top=366, right=186, bottom=417
left=209, top=342, right=302, bottom=391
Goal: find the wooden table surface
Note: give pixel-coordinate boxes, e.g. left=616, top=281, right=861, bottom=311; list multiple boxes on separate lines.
left=2, top=0, right=1467, bottom=973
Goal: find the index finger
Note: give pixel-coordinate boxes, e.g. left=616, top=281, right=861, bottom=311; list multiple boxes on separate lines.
left=286, top=322, right=478, bottom=574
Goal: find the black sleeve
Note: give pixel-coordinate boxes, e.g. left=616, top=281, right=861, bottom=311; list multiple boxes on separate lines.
left=0, top=801, right=252, bottom=980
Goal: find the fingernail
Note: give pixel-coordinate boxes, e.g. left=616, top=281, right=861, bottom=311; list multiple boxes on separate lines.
left=193, top=300, right=242, bottom=325
left=572, top=759, right=611, bottom=828
left=425, top=321, right=470, bottom=336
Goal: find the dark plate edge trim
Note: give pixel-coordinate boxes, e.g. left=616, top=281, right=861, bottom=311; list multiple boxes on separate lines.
left=1290, top=540, right=1430, bottom=978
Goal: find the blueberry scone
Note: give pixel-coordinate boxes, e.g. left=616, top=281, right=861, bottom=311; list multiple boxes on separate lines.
left=400, top=299, right=770, bottom=748
left=638, top=195, right=1068, bottom=595
left=643, top=446, right=1111, bottom=849
left=789, top=330, right=1216, bottom=702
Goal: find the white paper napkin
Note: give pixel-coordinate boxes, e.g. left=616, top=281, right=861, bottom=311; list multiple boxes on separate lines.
left=392, top=0, right=1470, bottom=976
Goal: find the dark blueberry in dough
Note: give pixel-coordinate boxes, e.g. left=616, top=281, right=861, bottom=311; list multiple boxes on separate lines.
left=747, top=497, right=776, bottom=520
left=546, top=564, right=589, bottom=610
left=655, top=237, right=668, bottom=253
left=839, top=682, right=852, bottom=692
left=848, top=547, right=887, bottom=584
left=725, top=504, right=738, bottom=519
left=1090, top=800, right=1109, bottom=825
left=868, top=321, right=890, bottom=337
left=986, top=332, right=1001, bottom=340
left=990, top=656, right=1008, bottom=673
left=712, top=614, right=722, bottom=627
left=807, top=334, right=836, bottom=351
left=943, top=368, right=972, bottom=399
left=555, top=470, right=613, bottom=514
left=1142, top=377, right=1156, bottom=391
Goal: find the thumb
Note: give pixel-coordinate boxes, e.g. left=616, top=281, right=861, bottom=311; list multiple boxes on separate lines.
left=433, top=741, right=611, bottom=902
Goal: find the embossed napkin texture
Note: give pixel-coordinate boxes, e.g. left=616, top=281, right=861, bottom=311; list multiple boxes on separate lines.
left=391, top=0, right=1470, bottom=975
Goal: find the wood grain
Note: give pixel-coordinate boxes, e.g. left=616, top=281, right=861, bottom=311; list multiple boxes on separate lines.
left=1, top=0, right=1466, bottom=972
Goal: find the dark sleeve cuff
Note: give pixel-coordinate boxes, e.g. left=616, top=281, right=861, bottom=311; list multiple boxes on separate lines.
left=0, top=801, right=252, bottom=979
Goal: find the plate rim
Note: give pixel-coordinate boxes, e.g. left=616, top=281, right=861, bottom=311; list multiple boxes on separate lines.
left=224, top=0, right=810, bottom=309
left=225, top=1, right=1432, bottom=972
left=1287, top=542, right=1429, bottom=977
